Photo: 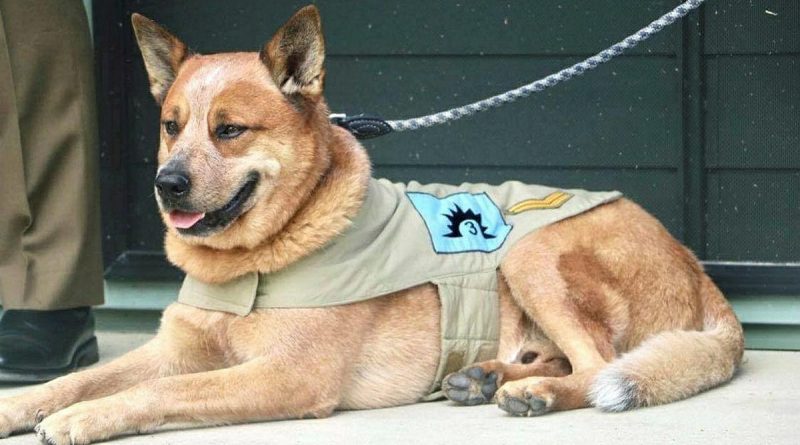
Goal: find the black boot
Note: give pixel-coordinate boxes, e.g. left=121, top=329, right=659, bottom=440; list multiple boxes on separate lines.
left=0, top=307, right=99, bottom=382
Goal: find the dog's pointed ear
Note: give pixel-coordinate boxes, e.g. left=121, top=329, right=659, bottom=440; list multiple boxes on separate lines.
left=131, top=13, right=188, bottom=104
left=260, top=5, right=325, bottom=98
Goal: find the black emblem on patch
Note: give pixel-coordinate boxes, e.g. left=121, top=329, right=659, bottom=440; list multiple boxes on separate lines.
left=443, top=205, right=496, bottom=239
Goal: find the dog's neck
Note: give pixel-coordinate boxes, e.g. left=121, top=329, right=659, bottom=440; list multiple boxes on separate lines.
left=165, top=127, right=371, bottom=284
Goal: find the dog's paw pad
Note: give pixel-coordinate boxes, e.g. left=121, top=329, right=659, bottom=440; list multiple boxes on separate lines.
left=498, top=395, right=531, bottom=416
left=525, top=394, right=549, bottom=416
left=443, top=367, right=498, bottom=406
left=497, top=391, right=551, bottom=417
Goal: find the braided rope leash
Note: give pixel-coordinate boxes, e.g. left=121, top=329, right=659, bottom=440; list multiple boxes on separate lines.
left=332, top=0, right=705, bottom=139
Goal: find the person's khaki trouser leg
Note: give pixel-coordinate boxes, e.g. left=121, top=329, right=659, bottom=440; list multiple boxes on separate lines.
left=0, top=0, right=103, bottom=309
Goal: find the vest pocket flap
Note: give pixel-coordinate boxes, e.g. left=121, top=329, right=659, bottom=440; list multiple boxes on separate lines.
left=178, top=272, right=259, bottom=316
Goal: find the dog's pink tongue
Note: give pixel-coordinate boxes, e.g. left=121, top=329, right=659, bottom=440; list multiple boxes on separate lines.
left=169, top=211, right=205, bottom=229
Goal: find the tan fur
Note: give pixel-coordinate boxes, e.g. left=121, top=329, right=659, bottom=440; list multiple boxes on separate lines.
left=0, top=6, right=744, bottom=443
left=131, top=14, right=189, bottom=104
left=261, top=5, right=326, bottom=97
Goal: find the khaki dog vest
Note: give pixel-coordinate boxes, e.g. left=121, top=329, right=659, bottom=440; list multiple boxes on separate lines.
left=178, top=178, right=621, bottom=399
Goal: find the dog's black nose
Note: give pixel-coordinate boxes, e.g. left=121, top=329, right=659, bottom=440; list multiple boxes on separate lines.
left=155, top=171, right=190, bottom=200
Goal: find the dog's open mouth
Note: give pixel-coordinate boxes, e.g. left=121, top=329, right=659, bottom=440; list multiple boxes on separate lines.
left=169, top=173, right=260, bottom=236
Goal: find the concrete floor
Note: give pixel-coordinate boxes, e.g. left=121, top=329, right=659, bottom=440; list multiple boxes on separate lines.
left=1, top=331, right=798, bottom=445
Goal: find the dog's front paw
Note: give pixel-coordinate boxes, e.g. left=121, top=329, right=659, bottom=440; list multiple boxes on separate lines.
left=0, top=411, right=14, bottom=439
left=35, top=402, right=119, bottom=445
left=495, top=377, right=553, bottom=417
left=0, top=396, right=39, bottom=437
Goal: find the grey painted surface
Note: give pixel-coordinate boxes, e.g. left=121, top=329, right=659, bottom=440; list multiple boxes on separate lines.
left=0, top=332, right=797, bottom=445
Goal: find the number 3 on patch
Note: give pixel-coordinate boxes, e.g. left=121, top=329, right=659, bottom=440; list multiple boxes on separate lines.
left=407, top=192, right=512, bottom=254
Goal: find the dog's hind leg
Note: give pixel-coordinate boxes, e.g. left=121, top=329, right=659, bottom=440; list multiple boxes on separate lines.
left=492, top=229, right=619, bottom=416
left=0, top=305, right=225, bottom=437
left=443, top=357, right=572, bottom=406
left=444, top=265, right=575, bottom=406
left=444, top=324, right=573, bottom=406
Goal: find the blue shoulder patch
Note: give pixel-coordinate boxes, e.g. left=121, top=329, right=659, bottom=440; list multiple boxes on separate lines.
left=407, top=191, right=512, bottom=254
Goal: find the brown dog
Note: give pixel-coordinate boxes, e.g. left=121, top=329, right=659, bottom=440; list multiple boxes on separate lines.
left=0, top=6, right=743, bottom=444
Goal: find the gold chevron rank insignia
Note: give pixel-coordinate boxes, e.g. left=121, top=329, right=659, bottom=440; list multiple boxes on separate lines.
left=506, top=191, right=573, bottom=215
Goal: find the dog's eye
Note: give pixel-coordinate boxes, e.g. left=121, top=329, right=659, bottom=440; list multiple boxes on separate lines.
left=216, top=124, right=246, bottom=140
left=163, top=120, right=180, bottom=136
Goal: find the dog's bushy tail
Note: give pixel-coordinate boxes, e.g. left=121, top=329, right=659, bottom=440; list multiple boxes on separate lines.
left=589, top=275, right=744, bottom=412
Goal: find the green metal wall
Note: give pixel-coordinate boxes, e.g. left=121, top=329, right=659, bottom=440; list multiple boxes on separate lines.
left=122, top=0, right=798, bottom=261
left=95, top=1, right=799, bottom=348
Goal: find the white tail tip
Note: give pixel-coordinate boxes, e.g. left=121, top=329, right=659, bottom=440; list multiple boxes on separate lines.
left=589, top=367, right=639, bottom=412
